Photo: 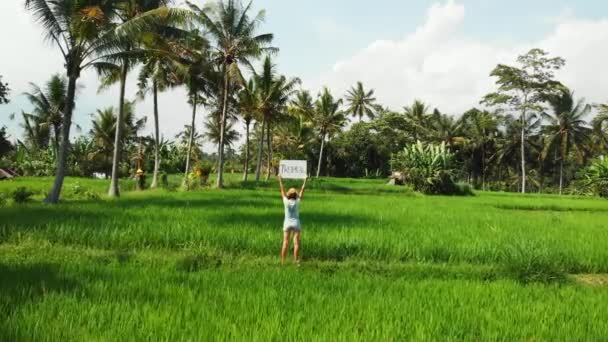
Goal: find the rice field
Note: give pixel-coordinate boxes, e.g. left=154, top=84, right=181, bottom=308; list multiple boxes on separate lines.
left=1, top=176, right=608, bottom=340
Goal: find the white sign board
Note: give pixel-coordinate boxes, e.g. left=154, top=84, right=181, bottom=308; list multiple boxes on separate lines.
left=279, top=160, right=307, bottom=179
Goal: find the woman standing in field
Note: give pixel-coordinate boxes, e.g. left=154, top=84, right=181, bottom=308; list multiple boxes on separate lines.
left=279, top=176, right=307, bottom=265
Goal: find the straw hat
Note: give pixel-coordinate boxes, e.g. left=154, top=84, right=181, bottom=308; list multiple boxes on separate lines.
left=287, top=188, right=298, bottom=198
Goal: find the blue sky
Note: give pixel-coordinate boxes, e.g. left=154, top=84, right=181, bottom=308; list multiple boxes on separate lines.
left=255, top=0, right=607, bottom=80
left=1, top=0, right=608, bottom=147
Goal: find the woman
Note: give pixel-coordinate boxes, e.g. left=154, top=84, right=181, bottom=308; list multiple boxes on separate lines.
left=279, top=175, right=307, bottom=265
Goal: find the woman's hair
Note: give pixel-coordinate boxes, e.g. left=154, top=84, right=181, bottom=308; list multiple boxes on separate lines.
left=287, top=188, right=298, bottom=200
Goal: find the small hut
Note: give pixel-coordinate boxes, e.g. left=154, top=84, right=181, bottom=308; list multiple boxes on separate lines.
left=0, top=168, right=16, bottom=180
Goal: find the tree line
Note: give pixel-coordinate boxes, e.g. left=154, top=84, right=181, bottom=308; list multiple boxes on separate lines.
left=1, top=0, right=607, bottom=201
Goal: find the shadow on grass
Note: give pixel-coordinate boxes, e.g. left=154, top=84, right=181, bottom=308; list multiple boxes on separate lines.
left=0, top=263, right=80, bottom=338
left=0, top=206, right=122, bottom=239
left=204, top=210, right=378, bottom=232
left=493, top=204, right=608, bottom=213
left=227, top=180, right=413, bottom=196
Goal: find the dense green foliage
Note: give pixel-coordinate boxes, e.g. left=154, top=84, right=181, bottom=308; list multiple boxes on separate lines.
left=392, top=141, right=459, bottom=195
left=583, top=158, right=608, bottom=197
left=0, top=75, right=9, bottom=104
left=1, top=176, right=608, bottom=339
left=4, top=0, right=604, bottom=201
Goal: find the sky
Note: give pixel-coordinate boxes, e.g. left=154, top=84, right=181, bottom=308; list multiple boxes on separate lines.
left=1, top=0, right=608, bottom=152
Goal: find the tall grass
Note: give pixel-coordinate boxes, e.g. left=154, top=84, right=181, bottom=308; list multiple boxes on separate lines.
left=1, top=176, right=608, bottom=339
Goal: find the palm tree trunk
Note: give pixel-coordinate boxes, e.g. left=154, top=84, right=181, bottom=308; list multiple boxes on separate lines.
left=108, top=63, right=129, bottom=198
left=151, top=80, right=160, bottom=189
left=316, top=132, right=326, bottom=178
left=255, top=118, right=266, bottom=182
left=520, top=109, right=527, bottom=194
left=53, top=125, right=60, bottom=158
left=45, top=75, right=77, bottom=204
left=482, top=141, right=486, bottom=191
left=242, top=120, right=250, bottom=181
left=559, top=159, right=563, bottom=195
left=183, top=96, right=197, bottom=189
left=216, top=69, right=229, bottom=188
left=265, top=122, right=273, bottom=181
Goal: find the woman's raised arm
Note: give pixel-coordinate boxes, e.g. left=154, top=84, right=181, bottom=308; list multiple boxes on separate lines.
left=279, top=176, right=286, bottom=198
left=299, top=177, right=307, bottom=200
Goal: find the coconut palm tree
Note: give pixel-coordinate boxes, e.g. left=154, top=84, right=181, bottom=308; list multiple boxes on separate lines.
left=136, top=36, right=180, bottom=188
left=403, top=100, right=431, bottom=142
left=90, top=103, right=147, bottom=178
left=19, top=111, right=50, bottom=151
left=591, top=103, right=608, bottom=156
left=204, top=113, right=240, bottom=148
left=461, top=109, right=500, bottom=190
left=291, top=90, right=315, bottom=120
left=345, top=81, right=380, bottom=122
left=90, top=108, right=118, bottom=177
left=163, top=29, right=217, bottom=189
left=313, top=87, right=345, bottom=177
left=251, top=56, right=300, bottom=181
left=100, top=0, right=177, bottom=197
left=22, top=74, right=68, bottom=155
left=541, top=90, right=592, bottom=194
left=237, top=78, right=257, bottom=181
left=176, top=124, right=204, bottom=166
left=24, top=0, right=126, bottom=203
left=0, top=75, right=9, bottom=104
left=273, top=104, right=315, bottom=161
left=187, top=0, right=277, bottom=188
left=426, top=109, right=464, bottom=146
left=493, top=113, right=542, bottom=192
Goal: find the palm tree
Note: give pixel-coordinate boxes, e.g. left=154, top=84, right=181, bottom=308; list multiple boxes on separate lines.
left=204, top=113, right=240, bottom=148
left=493, top=113, right=542, bottom=192
left=19, top=111, right=50, bottom=151
left=237, top=78, right=257, bottom=181
left=427, top=110, right=464, bottom=146
left=176, top=124, right=204, bottom=166
left=187, top=0, right=277, bottom=188
left=251, top=56, right=300, bottom=181
left=313, top=87, right=345, bottom=177
left=165, top=30, right=216, bottom=189
left=591, top=103, right=608, bottom=156
left=291, top=90, right=315, bottom=120
left=22, top=74, right=68, bottom=155
left=90, top=103, right=147, bottom=178
left=25, top=0, right=125, bottom=203
left=461, top=109, right=500, bottom=190
left=542, top=90, right=592, bottom=194
left=403, top=100, right=431, bottom=142
left=90, top=108, right=118, bottom=177
left=273, top=103, right=315, bottom=161
left=100, top=0, right=176, bottom=197
left=345, top=81, right=380, bottom=122
left=136, top=40, right=179, bottom=188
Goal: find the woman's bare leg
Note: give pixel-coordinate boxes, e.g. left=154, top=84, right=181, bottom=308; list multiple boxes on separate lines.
left=293, top=231, right=301, bottom=264
left=281, top=230, right=291, bottom=265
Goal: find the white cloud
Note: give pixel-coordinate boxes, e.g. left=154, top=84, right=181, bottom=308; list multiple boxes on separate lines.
left=315, top=0, right=608, bottom=114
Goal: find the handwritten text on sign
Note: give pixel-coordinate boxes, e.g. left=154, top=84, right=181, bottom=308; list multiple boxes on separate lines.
left=279, top=160, right=307, bottom=179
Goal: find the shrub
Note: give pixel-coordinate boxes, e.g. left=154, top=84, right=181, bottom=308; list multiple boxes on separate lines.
left=12, top=187, right=34, bottom=203
left=582, top=158, right=608, bottom=198
left=159, top=172, right=169, bottom=188
left=176, top=253, right=222, bottom=272
left=502, top=243, right=567, bottom=284
left=391, top=141, right=463, bottom=195
left=70, top=183, right=100, bottom=200
left=187, top=161, right=213, bottom=189
left=455, top=182, right=475, bottom=196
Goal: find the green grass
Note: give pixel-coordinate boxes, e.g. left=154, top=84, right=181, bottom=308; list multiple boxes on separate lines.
left=1, top=176, right=608, bottom=340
